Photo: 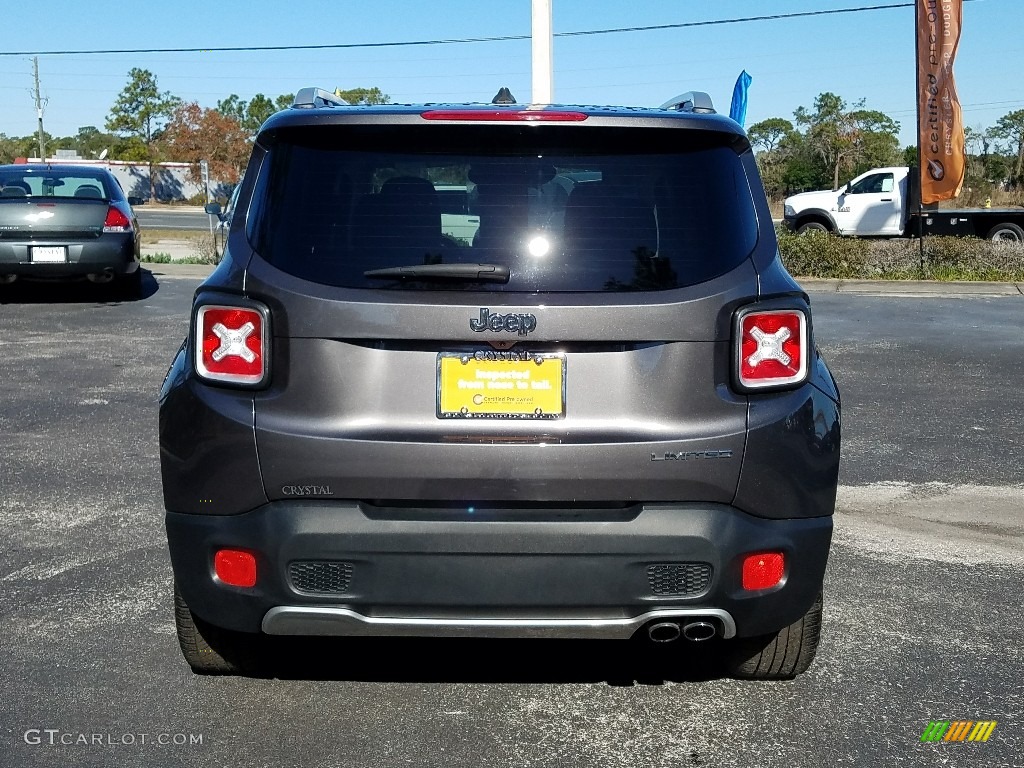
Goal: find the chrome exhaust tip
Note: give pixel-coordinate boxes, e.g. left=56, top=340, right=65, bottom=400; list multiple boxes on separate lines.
left=647, top=621, right=682, bottom=643
left=682, top=621, right=717, bottom=642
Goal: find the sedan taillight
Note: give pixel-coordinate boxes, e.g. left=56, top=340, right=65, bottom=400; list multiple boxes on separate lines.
left=102, top=206, right=132, bottom=233
left=195, top=305, right=269, bottom=386
left=735, top=307, right=808, bottom=391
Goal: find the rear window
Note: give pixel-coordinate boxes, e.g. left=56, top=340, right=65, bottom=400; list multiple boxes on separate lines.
left=0, top=168, right=113, bottom=200
left=248, top=124, right=759, bottom=292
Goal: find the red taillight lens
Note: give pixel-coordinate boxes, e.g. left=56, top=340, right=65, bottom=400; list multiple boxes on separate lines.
left=102, top=206, right=132, bottom=233
left=195, top=305, right=267, bottom=385
left=421, top=109, right=588, bottom=122
left=214, top=549, right=257, bottom=588
left=742, top=552, right=785, bottom=591
left=736, top=308, right=808, bottom=390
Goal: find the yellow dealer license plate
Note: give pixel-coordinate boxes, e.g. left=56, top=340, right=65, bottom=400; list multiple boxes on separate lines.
left=437, top=353, right=565, bottom=419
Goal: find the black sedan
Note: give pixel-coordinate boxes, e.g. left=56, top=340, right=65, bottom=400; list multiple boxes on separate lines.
left=0, top=164, right=142, bottom=298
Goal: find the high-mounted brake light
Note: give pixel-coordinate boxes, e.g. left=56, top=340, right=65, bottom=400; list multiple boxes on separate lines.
left=195, top=305, right=268, bottom=386
left=102, top=206, right=132, bottom=233
left=735, top=308, right=808, bottom=390
left=421, top=109, right=588, bottom=122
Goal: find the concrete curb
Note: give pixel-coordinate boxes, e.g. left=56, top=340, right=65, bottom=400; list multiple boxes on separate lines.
left=144, top=263, right=217, bottom=279
left=141, top=241, right=196, bottom=261
left=798, top=277, right=1024, bottom=297
left=142, top=263, right=1024, bottom=296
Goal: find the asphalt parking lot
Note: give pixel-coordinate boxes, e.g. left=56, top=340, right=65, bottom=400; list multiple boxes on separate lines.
left=1, top=270, right=1021, bottom=767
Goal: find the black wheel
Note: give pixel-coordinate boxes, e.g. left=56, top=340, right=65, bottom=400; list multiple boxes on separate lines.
left=722, top=592, right=823, bottom=680
left=988, top=222, right=1024, bottom=242
left=796, top=221, right=830, bottom=235
left=173, top=582, right=264, bottom=675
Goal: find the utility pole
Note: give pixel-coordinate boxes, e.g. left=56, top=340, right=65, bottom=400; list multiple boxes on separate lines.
left=31, top=57, right=47, bottom=162
left=531, top=0, right=553, bottom=104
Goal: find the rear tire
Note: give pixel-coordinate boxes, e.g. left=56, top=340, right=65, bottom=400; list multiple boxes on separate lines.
left=796, top=221, right=830, bottom=235
left=988, top=222, right=1024, bottom=242
left=173, top=582, right=264, bottom=675
left=722, top=592, right=823, bottom=680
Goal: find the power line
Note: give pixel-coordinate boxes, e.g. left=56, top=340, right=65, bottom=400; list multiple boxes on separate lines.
left=0, top=2, right=980, bottom=58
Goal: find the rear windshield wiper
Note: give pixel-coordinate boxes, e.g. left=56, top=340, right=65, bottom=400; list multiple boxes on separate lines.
left=363, top=263, right=510, bottom=283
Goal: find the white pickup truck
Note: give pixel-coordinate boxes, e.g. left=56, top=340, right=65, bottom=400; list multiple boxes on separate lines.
left=783, top=166, right=1024, bottom=242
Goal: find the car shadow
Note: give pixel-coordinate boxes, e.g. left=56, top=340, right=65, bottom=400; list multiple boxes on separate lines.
left=0, top=268, right=158, bottom=304
left=252, top=635, right=726, bottom=685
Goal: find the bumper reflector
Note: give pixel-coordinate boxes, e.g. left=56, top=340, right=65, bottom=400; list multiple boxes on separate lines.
left=214, top=549, right=257, bottom=588
left=742, top=552, right=785, bottom=591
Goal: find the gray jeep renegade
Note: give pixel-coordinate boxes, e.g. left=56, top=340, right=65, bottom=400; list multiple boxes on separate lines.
left=160, top=87, right=840, bottom=678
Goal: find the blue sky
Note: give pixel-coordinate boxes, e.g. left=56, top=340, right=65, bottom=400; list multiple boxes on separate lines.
left=0, top=0, right=1018, bottom=148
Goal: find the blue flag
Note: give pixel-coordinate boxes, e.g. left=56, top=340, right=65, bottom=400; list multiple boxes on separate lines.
left=729, top=70, right=752, bottom=127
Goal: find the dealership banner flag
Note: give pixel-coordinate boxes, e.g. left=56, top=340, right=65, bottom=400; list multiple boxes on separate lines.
left=729, top=70, right=752, bottom=127
left=917, top=0, right=965, bottom=204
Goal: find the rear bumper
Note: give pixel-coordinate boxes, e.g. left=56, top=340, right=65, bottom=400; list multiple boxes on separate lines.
left=261, top=606, right=738, bottom=639
left=0, top=235, right=138, bottom=279
left=167, top=501, right=832, bottom=640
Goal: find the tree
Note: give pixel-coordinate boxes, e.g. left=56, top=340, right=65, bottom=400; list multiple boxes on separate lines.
left=795, top=93, right=858, bottom=191
left=334, top=86, right=390, bottom=105
left=780, top=149, right=823, bottom=194
left=794, top=93, right=900, bottom=190
left=216, top=94, right=245, bottom=124
left=106, top=68, right=180, bottom=199
left=72, top=125, right=120, bottom=159
left=217, top=93, right=282, bottom=135
left=114, top=137, right=149, bottom=162
left=245, top=94, right=276, bottom=130
left=846, top=108, right=900, bottom=177
left=163, top=102, right=250, bottom=187
left=0, top=133, right=38, bottom=163
left=963, top=125, right=1013, bottom=187
left=748, top=118, right=798, bottom=199
left=0, top=134, right=14, bottom=163
left=747, top=118, right=793, bottom=154
left=991, top=109, right=1024, bottom=184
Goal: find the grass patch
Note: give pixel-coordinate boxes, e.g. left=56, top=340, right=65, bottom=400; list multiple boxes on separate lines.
left=139, top=228, right=205, bottom=246
left=141, top=254, right=218, bottom=265
left=139, top=227, right=219, bottom=264
left=141, top=253, right=217, bottom=264
left=777, top=228, right=1024, bottom=281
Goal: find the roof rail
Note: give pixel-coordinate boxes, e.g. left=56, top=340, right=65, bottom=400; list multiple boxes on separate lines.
left=292, top=88, right=349, bottom=109
left=659, top=91, right=716, bottom=114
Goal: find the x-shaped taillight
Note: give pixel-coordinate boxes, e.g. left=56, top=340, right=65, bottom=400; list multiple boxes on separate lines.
left=195, top=304, right=269, bottom=386
left=735, top=308, right=808, bottom=391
